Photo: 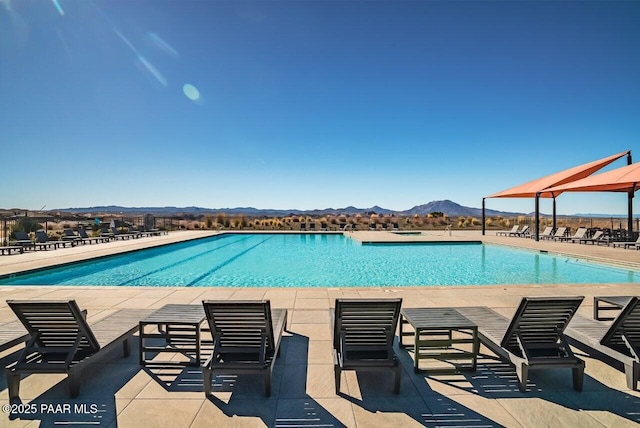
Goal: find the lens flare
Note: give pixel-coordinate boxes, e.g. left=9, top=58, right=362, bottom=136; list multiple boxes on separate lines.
left=183, top=84, right=200, bottom=101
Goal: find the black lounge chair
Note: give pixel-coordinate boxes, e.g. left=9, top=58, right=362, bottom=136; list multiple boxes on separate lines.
left=35, top=230, right=73, bottom=249
left=0, top=246, right=24, bottom=255
left=110, top=226, right=136, bottom=240
left=300, top=223, right=306, bottom=232
left=62, top=229, right=83, bottom=245
left=12, top=231, right=35, bottom=250
left=127, top=225, right=144, bottom=238
left=457, top=296, right=585, bottom=392
left=78, top=227, right=109, bottom=244
left=566, top=296, right=640, bottom=391
left=611, top=235, right=640, bottom=249
left=202, top=300, right=287, bottom=397
left=332, top=298, right=402, bottom=395
left=5, top=300, right=153, bottom=398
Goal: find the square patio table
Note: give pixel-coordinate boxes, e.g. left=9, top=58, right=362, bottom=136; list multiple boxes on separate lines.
left=593, top=296, right=632, bottom=321
left=399, top=307, right=479, bottom=373
left=139, top=304, right=208, bottom=367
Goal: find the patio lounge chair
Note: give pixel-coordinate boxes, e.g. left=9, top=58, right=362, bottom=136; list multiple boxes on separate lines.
left=12, top=231, right=34, bottom=250
left=578, top=230, right=607, bottom=245
left=333, top=298, right=403, bottom=395
left=550, top=227, right=568, bottom=241
left=78, top=227, right=109, bottom=244
left=126, top=225, right=144, bottom=238
left=611, top=235, right=640, bottom=249
left=457, top=296, right=585, bottom=392
left=564, top=227, right=588, bottom=243
left=566, top=297, right=640, bottom=390
left=111, top=226, right=136, bottom=240
left=202, top=300, right=287, bottom=397
left=515, top=225, right=530, bottom=237
left=496, top=226, right=519, bottom=237
left=62, top=229, right=82, bottom=245
left=537, top=226, right=554, bottom=240
left=0, top=246, right=24, bottom=255
left=5, top=300, right=153, bottom=398
left=36, top=230, right=74, bottom=249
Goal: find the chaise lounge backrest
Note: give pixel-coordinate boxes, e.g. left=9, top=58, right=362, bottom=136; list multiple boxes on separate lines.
left=601, top=296, right=640, bottom=356
left=8, top=300, right=101, bottom=362
left=333, top=298, right=402, bottom=362
left=203, top=300, right=276, bottom=361
left=500, top=296, right=584, bottom=357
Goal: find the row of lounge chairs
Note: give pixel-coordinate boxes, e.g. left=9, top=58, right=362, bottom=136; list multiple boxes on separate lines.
left=1, top=295, right=637, bottom=400
left=499, top=225, right=640, bottom=248
left=0, top=226, right=166, bottom=255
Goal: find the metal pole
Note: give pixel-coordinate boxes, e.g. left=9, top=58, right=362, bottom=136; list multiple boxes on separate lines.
left=629, top=187, right=635, bottom=240
left=535, top=193, right=540, bottom=241
left=482, top=198, right=486, bottom=235
left=552, top=195, right=557, bottom=234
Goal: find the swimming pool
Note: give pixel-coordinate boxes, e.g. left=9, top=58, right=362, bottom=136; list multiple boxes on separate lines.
left=0, top=233, right=637, bottom=287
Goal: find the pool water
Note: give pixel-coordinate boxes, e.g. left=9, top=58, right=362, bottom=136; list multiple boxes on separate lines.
left=0, top=233, right=637, bottom=287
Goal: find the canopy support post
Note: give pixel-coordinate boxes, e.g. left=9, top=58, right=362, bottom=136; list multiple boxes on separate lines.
left=535, top=192, right=540, bottom=241
left=552, top=195, right=557, bottom=233
left=629, top=186, right=635, bottom=241
left=482, top=198, right=486, bottom=236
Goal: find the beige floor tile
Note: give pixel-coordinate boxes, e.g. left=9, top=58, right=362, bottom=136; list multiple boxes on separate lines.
left=191, top=397, right=276, bottom=427
left=295, top=289, right=329, bottom=299
left=291, top=309, right=330, bottom=324
left=288, top=323, right=332, bottom=341
left=114, top=398, right=204, bottom=428
left=497, top=396, right=606, bottom=428
left=350, top=396, right=433, bottom=427
left=275, top=398, right=356, bottom=427
left=294, top=298, right=330, bottom=309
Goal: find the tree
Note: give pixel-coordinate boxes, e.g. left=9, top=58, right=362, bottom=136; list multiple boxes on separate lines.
left=12, top=217, right=42, bottom=235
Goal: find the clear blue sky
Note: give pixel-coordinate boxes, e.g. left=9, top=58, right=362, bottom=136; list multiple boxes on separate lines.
left=1, top=0, right=639, bottom=215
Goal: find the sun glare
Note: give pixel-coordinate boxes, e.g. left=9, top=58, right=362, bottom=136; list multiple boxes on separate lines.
left=183, top=84, right=200, bottom=102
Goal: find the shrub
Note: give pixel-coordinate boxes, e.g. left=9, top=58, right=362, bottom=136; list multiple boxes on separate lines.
left=12, top=217, right=42, bottom=234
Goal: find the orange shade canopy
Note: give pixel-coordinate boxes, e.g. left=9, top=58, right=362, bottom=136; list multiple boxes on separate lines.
left=486, top=150, right=630, bottom=199
left=544, top=162, right=640, bottom=194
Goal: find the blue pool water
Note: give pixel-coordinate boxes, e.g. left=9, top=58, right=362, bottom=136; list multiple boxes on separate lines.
left=0, top=233, right=638, bottom=287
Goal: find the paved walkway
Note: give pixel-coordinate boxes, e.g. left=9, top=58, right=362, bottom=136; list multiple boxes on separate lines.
left=0, top=230, right=638, bottom=427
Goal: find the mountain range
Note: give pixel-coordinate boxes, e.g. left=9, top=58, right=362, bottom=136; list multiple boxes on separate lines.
left=54, top=200, right=525, bottom=218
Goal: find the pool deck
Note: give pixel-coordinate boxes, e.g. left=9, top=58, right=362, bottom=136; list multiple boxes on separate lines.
left=0, top=230, right=639, bottom=427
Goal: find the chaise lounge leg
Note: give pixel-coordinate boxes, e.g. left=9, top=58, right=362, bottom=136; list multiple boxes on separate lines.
left=572, top=361, right=585, bottom=391
left=69, top=370, right=81, bottom=398
left=6, top=369, right=21, bottom=400
left=516, top=363, right=528, bottom=392
left=203, top=366, right=212, bottom=396
left=625, top=361, right=639, bottom=391
left=393, top=365, right=401, bottom=394
left=122, top=338, right=131, bottom=357
left=334, top=365, right=341, bottom=394
left=264, top=370, right=271, bottom=397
